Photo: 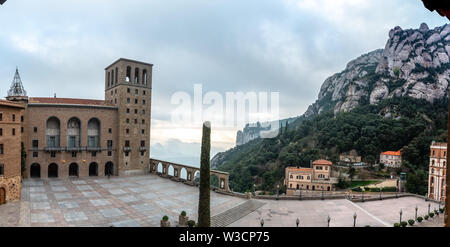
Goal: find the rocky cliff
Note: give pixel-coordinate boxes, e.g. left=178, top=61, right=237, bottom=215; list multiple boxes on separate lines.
left=235, top=117, right=298, bottom=146
left=305, top=23, right=450, bottom=116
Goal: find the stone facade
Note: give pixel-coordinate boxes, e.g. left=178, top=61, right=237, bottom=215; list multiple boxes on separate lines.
left=4, top=58, right=152, bottom=179
left=428, top=141, right=446, bottom=202
left=380, top=150, right=402, bottom=168
left=339, top=149, right=361, bottom=163
left=285, top=159, right=336, bottom=196
left=0, top=100, right=24, bottom=203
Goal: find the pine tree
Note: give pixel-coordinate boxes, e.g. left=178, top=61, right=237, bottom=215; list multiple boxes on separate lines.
left=198, top=121, right=211, bottom=227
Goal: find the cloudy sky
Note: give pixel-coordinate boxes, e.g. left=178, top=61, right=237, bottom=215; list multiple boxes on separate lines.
left=0, top=0, right=448, bottom=166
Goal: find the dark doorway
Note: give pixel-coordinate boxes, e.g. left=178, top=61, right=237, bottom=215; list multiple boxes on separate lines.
left=48, top=163, right=58, bottom=178
left=30, top=163, right=41, bottom=178
left=105, top=162, right=114, bottom=176
left=69, top=163, right=78, bottom=177
left=0, top=187, right=5, bottom=205
left=89, top=163, right=98, bottom=176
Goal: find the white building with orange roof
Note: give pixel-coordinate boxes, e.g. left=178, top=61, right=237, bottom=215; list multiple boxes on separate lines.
left=379, top=150, right=402, bottom=168
left=284, top=159, right=336, bottom=196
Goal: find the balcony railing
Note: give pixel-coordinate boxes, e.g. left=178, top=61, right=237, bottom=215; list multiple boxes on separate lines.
left=123, top=147, right=132, bottom=152
left=139, top=146, right=147, bottom=152
left=66, top=146, right=85, bottom=152
left=44, top=146, right=63, bottom=152
left=86, top=146, right=102, bottom=152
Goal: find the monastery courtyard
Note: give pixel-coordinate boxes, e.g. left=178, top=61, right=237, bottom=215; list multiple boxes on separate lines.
left=0, top=174, right=443, bottom=227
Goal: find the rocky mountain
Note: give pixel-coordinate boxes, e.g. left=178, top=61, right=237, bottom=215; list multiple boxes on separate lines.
left=235, top=117, right=298, bottom=146
left=305, top=23, right=450, bottom=116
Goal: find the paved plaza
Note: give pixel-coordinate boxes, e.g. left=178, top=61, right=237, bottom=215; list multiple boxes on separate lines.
left=0, top=174, right=445, bottom=227
left=0, top=174, right=246, bottom=227
left=230, top=197, right=443, bottom=227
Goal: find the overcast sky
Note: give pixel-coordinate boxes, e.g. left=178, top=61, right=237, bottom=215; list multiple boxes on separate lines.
left=0, top=0, right=448, bottom=166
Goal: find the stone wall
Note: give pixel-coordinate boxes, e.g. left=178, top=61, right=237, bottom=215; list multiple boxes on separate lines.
left=0, top=175, right=21, bottom=202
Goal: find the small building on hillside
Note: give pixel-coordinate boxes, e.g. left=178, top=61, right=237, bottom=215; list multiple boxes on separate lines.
left=428, top=141, right=446, bottom=202
left=339, top=149, right=361, bottom=163
left=380, top=150, right=402, bottom=168
left=284, top=159, right=337, bottom=196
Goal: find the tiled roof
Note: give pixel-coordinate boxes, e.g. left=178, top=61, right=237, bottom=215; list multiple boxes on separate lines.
left=312, top=159, right=332, bottom=165
left=29, top=97, right=112, bottom=106
left=381, top=151, right=401, bottom=156
left=0, top=99, right=25, bottom=108
left=287, top=167, right=312, bottom=173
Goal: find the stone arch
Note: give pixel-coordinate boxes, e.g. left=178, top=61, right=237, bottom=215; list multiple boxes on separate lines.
left=220, top=178, right=226, bottom=189
left=126, top=66, right=131, bottom=82
left=194, top=170, right=200, bottom=183
left=87, top=118, right=100, bottom=148
left=48, top=163, right=58, bottom=178
left=157, top=162, right=163, bottom=173
left=180, top=168, right=188, bottom=180
left=134, top=67, right=140, bottom=84
left=69, top=163, right=79, bottom=177
left=168, top=165, right=174, bottom=176
left=30, top=163, right=41, bottom=178
left=89, top=162, right=98, bottom=176
left=67, top=117, right=81, bottom=148
left=105, top=162, right=114, bottom=176
left=143, top=69, right=148, bottom=85
left=46, top=117, right=60, bottom=148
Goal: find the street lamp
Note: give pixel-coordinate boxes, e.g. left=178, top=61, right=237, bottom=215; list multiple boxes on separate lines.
left=321, top=188, right=324, bottom=200
left=299, top=188, right=302, bottom=200
left=260, top=218, right=264, bottom=227
left=399, top=209, right=403, bottom=224
left=353, top=212, right=357, bottom=227
left=428, top=203, right=431, bottom=215
left=327, top=215, right=331, bottom=227
left=276, top=184, right=280, bottom=200
left=296, top=218, right=300, bottom=227
left=415, top=205, right=418, bottom=221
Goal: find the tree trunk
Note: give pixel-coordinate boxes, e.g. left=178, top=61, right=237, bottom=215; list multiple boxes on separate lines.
left=198, top=121, right=211, bottom=227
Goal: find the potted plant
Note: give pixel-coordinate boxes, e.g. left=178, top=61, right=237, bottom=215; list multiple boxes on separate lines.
left=393, top=223, right=400, bottom=227
left=439, top=208, right=444, bottom=213
left=187, top=220, right=196, bottom=227
left=429, top=212, right=434, bottom=218
left=417, top=216, right=423, bottom=223
left=408, top=219, right=415, bottom=226
left=161, top=215, right=170, bottom=227
left=179, top=211, right=189, bottom=226
left=424, top=215, right=429, bottom=220
left=434, top=209, right=439, bottom=215
left=400, top=221, right=408, bottom=227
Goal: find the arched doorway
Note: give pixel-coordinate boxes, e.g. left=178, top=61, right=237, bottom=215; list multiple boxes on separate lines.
left=30, top=163, right=41, bottom=178
left=157, top=162, right=163, bottom=173
left=0, top=187, right=5, bottom=205
left=89, top=163, right=98, bottom=176
left=48, top=163, right=58, bottom=178
left=180, top=168, right=187, bottom=180
left=105, top=162, right=114, bottom=176
left=69, top=163, right=79, bottom=177
left=168, top=165, right=174, bottom=176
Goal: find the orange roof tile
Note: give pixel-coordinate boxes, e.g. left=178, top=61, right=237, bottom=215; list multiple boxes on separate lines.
left=381, top=151, right=401, bottom=156
left=287, top=167, right=312, bottom=173
left=29, top=97, right=112, bottom=106
left=312, top=159, right=332, bottom=165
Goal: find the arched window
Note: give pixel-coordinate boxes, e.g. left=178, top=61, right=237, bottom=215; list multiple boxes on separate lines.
left=115, top=67, right=118, bottom=83
left=87, top=118, right=100, bottom=148
left=67, top=117, right=81, bottom=148
left=134, top=68, right=139, bottom=84
left=46, top=117, right=60, bottom=148
left=143, top=69, right=148, bottom=85
left=111, top=70, right=114, bottom=86
left=126, top=66, right=131, bottom=82
left=107, top=72, right=111, bottom=87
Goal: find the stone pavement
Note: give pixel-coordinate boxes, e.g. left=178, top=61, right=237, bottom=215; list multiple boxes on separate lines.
left=0, top=174, right=246, bottom=227
left=229, top=197, right=442, bottom=227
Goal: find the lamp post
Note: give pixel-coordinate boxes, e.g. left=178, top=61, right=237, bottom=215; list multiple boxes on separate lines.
left=379, top=187, right=382, bottom=200
left=322, top=188, right=324, bottom=200
left=276, top=184, right=280, bottom=200
left=362, top=189, right=365, bottom=203
left=428, top=203, right=431, bottom=215
left=296, top=218, right=300, bottom=228
left=415, top=205, right=418, bottom=221
left=260, top=218, right=264, bottom=227
left=353, top=212, right=357, bottom=227
left=327, top=215, right=331, bottom=227
left=299, top=188, right=302, bottom=200
left=399, top=209, right=403, bottom=224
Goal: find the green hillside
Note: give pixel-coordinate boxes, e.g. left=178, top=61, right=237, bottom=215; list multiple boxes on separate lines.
left=214, top=97, right=448, bottom=195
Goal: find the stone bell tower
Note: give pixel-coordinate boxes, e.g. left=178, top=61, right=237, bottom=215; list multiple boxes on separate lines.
left=104, top=58, right=153, bottom=175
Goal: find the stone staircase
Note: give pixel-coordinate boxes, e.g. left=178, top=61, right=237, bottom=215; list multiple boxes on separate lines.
left=211, top=199, right=266, bottom=227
